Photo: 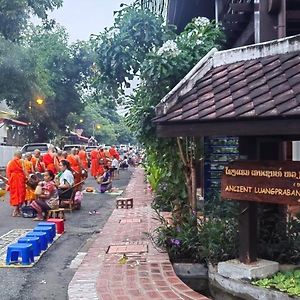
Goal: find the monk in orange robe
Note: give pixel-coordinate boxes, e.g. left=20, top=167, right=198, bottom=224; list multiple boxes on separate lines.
left=67, top=148, right=82, bottom=184
left=109, top=145, right=120, bottom=160
left=6, top=151, right=26, bottom=217
left=43, top=146, right=57, bottom=174
left=31, top=149, right=45, bottom=173
left=90, top=148, right=100, bottom=178
left=24, top=153, right=36, bottom=204
left=78, top=146, right=88, bottom=170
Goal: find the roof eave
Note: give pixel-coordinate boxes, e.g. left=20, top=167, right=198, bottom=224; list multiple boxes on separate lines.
left=155, top=34, right=300, bottom=118
left=155, top=47, right=218, bottom=116
left=156, top=117, right=300, bottom=138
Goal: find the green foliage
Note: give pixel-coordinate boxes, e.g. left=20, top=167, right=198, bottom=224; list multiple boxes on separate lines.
left=144, top=158, right=163, bottom=192
left=91, top=2, right=173, bottom=98
left=72, top=100, right=135, bottom=145
left=204, top=190, right=239, bottom=219
left=92, top=3, right=225, bottom=210
left=0, top=35, right=39, bottom=108
left=258, top=212, right=300, bottom=264
left=0, top=0, right=62, bottom=41
left=151, top=207, right=238, bottom=265
left=10, top=24, right=94, bottom=141
left=252, top=269, right=300, bottom=297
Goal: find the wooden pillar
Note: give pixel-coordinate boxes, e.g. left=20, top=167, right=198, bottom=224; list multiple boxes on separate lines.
left=238, top=137, right=258, bottom=263
left=239, top=201, right=257, bottom=263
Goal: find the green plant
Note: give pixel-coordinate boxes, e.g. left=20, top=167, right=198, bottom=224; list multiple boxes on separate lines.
left=258, top=211, right=300, bottom=264
left=92, top=4, right=225, bottom=212
left=252, top=270, right=300, bottom=297
left=151, top=207, right=238, bottom=265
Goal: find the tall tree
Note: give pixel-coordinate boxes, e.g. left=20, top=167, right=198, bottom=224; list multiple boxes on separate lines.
left=0, top=0, right=62, bottom=41
left=0, top=24, right=94, bottom=142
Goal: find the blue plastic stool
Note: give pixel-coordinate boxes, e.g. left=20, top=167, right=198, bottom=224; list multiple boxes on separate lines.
left=26, top=232, right=48, bottom=250
left=37, top=222, right=56, bottom=239
left=6, top=243, right=34, bottom=265
left=18, top=237, right=41, bottom=256
left=33, top=226, right=54, bottom=243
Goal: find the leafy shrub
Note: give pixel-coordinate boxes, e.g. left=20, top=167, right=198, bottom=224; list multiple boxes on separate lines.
left=258, top=212, right=300, bottom=264
left=151, top=206, right=238, bottom=265
left=252, top=269, right=300, bottom=297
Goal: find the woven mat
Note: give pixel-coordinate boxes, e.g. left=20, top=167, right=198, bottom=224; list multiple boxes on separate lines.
left=0, top=229, right=62, bottom=268
left=82, top=190, right=99, bottom=195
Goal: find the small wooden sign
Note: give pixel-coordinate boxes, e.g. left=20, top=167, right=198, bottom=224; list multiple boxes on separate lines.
left=221, top=160, right=300, bottom=205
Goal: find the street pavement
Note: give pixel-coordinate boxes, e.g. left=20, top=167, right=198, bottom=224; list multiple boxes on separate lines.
left=0, top=168, right=132, bottom=300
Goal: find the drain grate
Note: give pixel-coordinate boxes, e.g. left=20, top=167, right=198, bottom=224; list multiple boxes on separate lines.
left=107, top=244, right=148, bottom=254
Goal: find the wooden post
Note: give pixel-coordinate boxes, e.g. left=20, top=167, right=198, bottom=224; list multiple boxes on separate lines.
left=239, top=201, right=257, bottom=263
left=238, top=137, right=258, bottom=263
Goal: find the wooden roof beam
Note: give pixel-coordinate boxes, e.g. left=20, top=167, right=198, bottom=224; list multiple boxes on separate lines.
left=156, top=118, right=300, bottom=138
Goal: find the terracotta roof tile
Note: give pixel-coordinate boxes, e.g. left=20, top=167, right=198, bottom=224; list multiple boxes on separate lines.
left=287, top=73, right=300, bottom=86
left=155, top=37, right=300, bottom=125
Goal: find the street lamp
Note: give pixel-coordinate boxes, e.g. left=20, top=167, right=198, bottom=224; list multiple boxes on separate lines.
left=29, top=98, right=44, bottom=111
left=36, top=98, right=44, bottom=105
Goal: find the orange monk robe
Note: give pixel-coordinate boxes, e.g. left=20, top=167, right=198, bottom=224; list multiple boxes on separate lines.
left=78, top=150, right=88, bottom=170
left=43, top=153, right=56, bottom=174
left=31, top=156, right=45, bottom=173
left=24, top=160, right=34, bottom=175
left=24, top=160, right=35, bottom=202
left=90, top=149, right=100, bottom=177
left=109, top=147, right=120, bottom=160
left=6, top=157, right=26, bottom=206
left=104, top=149, right=111, bottom=160
left=67, top=154, right=82, bottom=184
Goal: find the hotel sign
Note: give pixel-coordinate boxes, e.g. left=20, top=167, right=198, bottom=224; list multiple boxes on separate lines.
left=221, top=161, right=300, bottom=205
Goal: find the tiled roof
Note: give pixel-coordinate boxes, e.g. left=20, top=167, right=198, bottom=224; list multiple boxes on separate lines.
left=155, top=35, right=300, bottom=124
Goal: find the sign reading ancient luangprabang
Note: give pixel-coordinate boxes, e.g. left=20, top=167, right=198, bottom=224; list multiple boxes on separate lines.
left=221, top=161, right=300, bottom=205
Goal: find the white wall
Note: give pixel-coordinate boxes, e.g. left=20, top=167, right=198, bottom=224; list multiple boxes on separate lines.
left=0, top=146, right=19, bottom=169
left=292, top=141, right=300, bottom=161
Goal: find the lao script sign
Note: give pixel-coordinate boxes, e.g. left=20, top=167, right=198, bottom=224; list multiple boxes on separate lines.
left=221, top=161, right=300, bottom=205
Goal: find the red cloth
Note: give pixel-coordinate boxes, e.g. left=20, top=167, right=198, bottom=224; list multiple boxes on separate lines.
left=109, top=147, right=120, bottom=160
left=43, top=153, right=56, bottom=174
left=6, top=158, right=26, bottom=206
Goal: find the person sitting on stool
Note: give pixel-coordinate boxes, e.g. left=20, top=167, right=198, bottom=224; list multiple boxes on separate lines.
left=99, top=165, right=112, bottom=193
left=56, top=160, right=74, bottom=199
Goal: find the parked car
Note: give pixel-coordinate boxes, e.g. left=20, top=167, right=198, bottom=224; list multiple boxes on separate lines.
left=20, top=143, right=59, bottom=155
left=62, top=144, right=83, bottom=153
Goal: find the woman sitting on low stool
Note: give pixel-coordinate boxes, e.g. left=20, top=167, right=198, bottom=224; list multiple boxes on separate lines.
left=30, top=170, right=58, bottom=221
left=98, top=166, right=112, bottom=193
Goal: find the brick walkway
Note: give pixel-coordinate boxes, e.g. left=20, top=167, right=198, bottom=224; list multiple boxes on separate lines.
left=68, top=167, right=210, bottom=300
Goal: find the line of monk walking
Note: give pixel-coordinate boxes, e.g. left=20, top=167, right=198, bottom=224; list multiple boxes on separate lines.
left=5, top=145, right=121, bottom=217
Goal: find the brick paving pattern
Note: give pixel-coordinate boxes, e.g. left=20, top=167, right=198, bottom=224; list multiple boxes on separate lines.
left=68, top=167, right=210, bottom=300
